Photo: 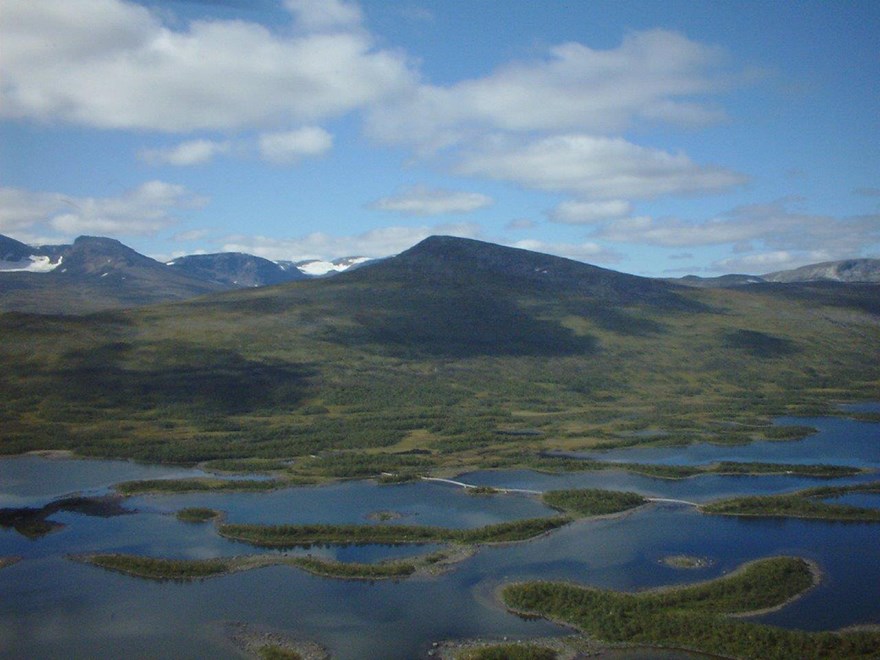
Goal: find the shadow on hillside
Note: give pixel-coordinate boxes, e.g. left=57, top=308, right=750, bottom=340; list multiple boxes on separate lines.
left=324, top=289, right=598, bottom=358
left=722, top=329, right=800, bottom=359
left=55, top=343, right=315, bottom=414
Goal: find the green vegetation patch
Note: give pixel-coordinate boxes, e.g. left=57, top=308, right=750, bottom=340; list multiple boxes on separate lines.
left=542, top=488, right=646, bottom=516
left=503, top=556, right=880, bottom=659
left=202, top=458, right=291, bottom=473
left=218, top=517, right=571, bottom=548
left=289, top=556, right=415, bottom=580
left=77, top=554, right=231, bottom=580
left=702, top=482, right=880, bottom=521
left=115, top=478, right=279, bottom=495
left=258, top=645, right=302, bottom=660
left=516, top=455, right=862, bottom=480
left=73, top=549, right=465, bottom=582
left=175, top=507, right=221, bottom=523
left=456, top=643, right=557, bottom=660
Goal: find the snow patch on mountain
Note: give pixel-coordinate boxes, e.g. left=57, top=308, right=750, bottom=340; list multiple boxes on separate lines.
left=295, top=256, right=372, bottom=276
left=0, top=255, right=62, bottom=273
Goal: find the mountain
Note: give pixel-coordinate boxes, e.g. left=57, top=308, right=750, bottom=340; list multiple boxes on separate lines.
left=0, top=236, right=225, bottom=314
left=167, top=252, right=307, bottom=287
left=671, top=258, right=880, bottom=288
left=0, top=234, right=62, bottom=273
left=763, top=258, right=880, bottom=283
left=1, top=234, right=878, bottom=465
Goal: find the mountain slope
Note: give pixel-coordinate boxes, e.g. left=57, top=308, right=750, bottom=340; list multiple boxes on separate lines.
left=167, top=252, right=307, bottom=287
left=1, top=235, right=877, bottom=466
left=763, top=258, right=880, bottom=283
left=0, top=236, right=224, bottom=313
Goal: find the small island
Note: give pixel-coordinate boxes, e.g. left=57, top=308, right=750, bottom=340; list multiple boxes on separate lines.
left=176, top=507, right=223, bottom=523
left=701, top=482, right=880, bottom=521
left=502, top=556, right=880, bottom=659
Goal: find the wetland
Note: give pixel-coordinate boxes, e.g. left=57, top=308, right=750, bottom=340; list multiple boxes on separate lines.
left=1, top=411, right=878, bottom=658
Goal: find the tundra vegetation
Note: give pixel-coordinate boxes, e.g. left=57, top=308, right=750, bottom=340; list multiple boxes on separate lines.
left=0, top=239, right=877, bottom=481
left=73, top=549, right=464, bottom=581
left=503, top=557, right=880, bottom=659
left=701, top=482, right=880, bottom=521
left=175, top=507, right=221, bottom=523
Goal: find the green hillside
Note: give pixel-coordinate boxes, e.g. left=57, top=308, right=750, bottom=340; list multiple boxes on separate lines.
left=1, top=237, right=877, bottom=473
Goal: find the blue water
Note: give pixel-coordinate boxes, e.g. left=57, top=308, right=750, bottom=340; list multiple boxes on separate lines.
left=1, top=411, right=878, bottom=659
left=558, top=414, right=880, bottom=469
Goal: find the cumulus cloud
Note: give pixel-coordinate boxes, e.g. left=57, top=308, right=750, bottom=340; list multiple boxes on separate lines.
left=712, top=250, right=838, bottom=275
left=590, top=200, right=880, bottom=273
left=221, top=222, right=483, bottom=261
left=140, top=139, right=231, bottom=166
left=0, top=182, right=205, bottom=239
left=600, top=202, right=880, bottom=254
left=512, top=239, right=622, bottom=265
left=285, top=0, right=363, bottom=31
left=369, top=186, right=493, bottom=216
left=458, top=134, right=745, bottom=199
left=258, top=127, right=334, bottom=164
left=366, top=29, right=729, bottom=151
left=549, top=199, right=632, bottom=224
left=0, top=0, right=412, bottom=131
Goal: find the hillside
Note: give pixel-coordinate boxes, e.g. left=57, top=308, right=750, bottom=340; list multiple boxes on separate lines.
left=763, top=258, right=880, bottom=283
left=1, top=236, right=878, bottom=471
left=167, top=252, right=307, bottom=288
left=0, top=234, right=359, bottom=314
left=0, top=236, right=225, bottom=313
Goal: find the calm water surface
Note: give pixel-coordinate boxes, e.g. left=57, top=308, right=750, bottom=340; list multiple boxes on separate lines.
left=1, top=412, right=878, bottom=659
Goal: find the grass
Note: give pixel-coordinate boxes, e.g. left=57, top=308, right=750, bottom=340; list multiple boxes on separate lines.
left=456, top=644, right=557, bottom=660
left=541, top=488, right=646, bottom=516
left=115, top=478, right=279, bottom=495
left=217, top=517, right=572, bottom=548
left=257, top=645, right=301, bottom=660
left=0, top=251, right=876, bottom=474
left=175, top=507, right=221, bottom=523
left=503, top=556, right=880, bottom=659
left=72, top=548, right=468, bottom=582
left=701, top=482, right=880, bottom=521
left=496, top=454, right=863, bottom=480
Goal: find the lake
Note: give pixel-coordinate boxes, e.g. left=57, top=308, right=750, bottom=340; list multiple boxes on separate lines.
left=1, top=411, right=878, bottom=658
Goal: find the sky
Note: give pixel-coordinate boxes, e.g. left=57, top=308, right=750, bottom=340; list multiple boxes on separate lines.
left=1, top=0, right=878, bottom=277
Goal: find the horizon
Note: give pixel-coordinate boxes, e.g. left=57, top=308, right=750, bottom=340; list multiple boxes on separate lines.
left=1, top=0, right=878, bottom=277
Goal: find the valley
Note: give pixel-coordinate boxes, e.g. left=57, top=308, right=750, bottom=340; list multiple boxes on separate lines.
left=1, top=236, right=879, bottom=658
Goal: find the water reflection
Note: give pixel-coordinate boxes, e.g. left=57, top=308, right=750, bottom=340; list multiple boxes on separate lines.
left=1, top=411, right=878, bottom=659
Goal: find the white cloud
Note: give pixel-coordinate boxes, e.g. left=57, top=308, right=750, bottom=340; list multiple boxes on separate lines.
left=0, top=182, right=205, bottom=239
left=258, top=127, right=334, bottom=164
left=712, top=250, right=836, bottom=275
left=600, top=202, right=880, bottom=256
left=512, top=239, right=621, bottom=265
left=221, top=222, right=483, bottom=261
left=140, top=139, right=231, bottom=166
left=549, top=199, right=632, bottom=224
left=0, top=0, right=412, bottom=131
left=458, top=134, right=745, bottom=199
left=369, top=186, right=493, bottom=216
left=367, top=29, right=729, bottom=151
left=506, top=218, right=535, bottom=230
left=284, top=0, right=363, bottom=31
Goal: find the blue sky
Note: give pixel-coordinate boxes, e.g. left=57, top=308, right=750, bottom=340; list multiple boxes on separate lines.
left=1, top=0, right=878, bottom=276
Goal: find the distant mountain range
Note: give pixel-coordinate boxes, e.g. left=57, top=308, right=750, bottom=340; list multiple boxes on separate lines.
left=1, top=232, right=877, bottom=314
left=672, top=258, right=880, bottom=288
left=0, top=234, right=372, bottom=313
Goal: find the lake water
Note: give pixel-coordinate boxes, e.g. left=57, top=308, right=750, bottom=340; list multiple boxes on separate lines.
left=1, top=411, right=878, bottom=659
